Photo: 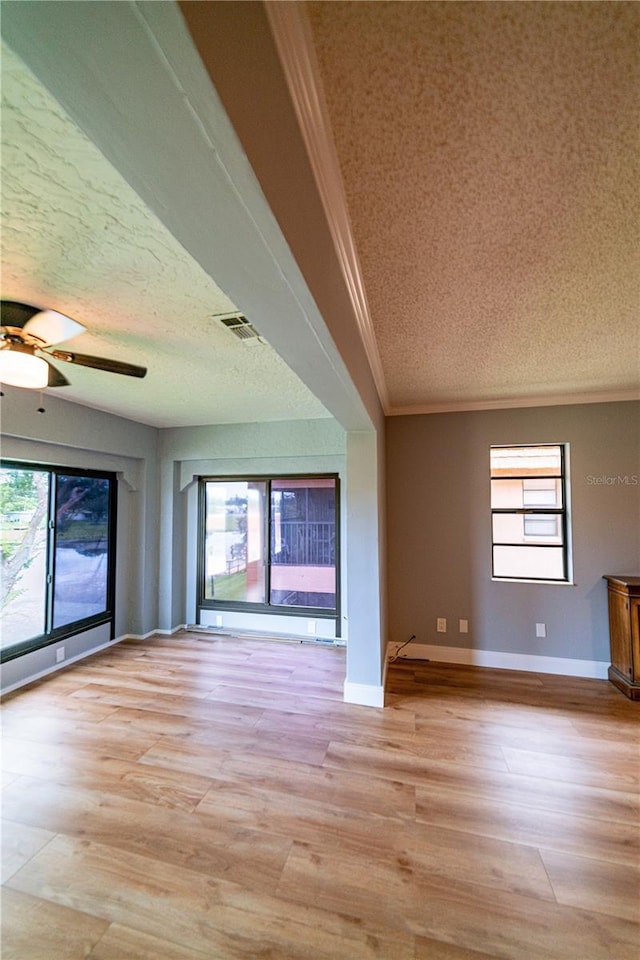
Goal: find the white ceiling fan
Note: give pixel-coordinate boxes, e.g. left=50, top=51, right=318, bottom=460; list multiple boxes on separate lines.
left=0, top=300, right=147, bottom=389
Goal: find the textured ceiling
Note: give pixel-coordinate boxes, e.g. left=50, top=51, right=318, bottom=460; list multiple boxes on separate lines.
left=2, top=2, right=638, bottom=429
left=1, top=41, right=330, bottom=428
left=307, top=1, right=640, bottom=411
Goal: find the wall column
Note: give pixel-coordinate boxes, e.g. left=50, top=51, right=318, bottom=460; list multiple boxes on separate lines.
left=344, top=430, right=385, bottom=706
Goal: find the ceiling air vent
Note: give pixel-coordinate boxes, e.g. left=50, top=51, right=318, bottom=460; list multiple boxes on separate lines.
left=216, top=313, right=264, bottom=344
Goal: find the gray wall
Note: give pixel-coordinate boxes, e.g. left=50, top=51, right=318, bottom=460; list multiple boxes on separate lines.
left=2, top=622, right=112, bottom=695
left=158, top=418, right=347, bottom=631
left=386, top=401, right=639, bottom=663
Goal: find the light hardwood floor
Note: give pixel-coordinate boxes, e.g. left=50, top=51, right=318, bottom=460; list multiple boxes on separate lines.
left=1, top=631, right=638, bottom=959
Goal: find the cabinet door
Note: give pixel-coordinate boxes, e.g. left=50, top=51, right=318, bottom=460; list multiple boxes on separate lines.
left=608, top=590, right=632, bottom=680
left=631, top=599, right=640, bottom=683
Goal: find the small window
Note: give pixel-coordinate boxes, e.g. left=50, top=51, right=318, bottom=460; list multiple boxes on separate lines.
left=490, top=445, right=570, bottom=582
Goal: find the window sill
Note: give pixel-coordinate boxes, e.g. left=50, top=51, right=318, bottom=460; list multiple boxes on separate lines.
left=491, top=578, right=575, bottom=586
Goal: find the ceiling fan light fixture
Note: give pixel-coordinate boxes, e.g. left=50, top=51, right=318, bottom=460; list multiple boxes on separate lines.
left=0, top=347, right=49, bottom=388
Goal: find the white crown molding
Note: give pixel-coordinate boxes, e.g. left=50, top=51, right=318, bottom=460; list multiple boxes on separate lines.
left=266, top=2, right=390, bottom=415
left=389, top=388, right=640, bottom=417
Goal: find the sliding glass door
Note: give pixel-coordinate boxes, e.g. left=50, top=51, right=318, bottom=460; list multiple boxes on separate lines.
left=0, top=467, right=49, bottom=647
left=53, top=474, right=112, bottom=629
left=203, top=480, right=266, bottom=604
left=1, top=463, right=116, bottom=660
left=270, top=479, right=336, bottom=610
left=200, top=475, right=338, bottom=619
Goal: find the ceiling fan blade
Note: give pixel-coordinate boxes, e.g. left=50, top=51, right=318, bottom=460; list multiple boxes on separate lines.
left=0, top=300, right=86, bottom=344
left=49, top=349, right=147, bottom=379
left=0, top=300, right=40, bottom=329
left=46, top=360, right=70, bottom=388
left=24, top=310, right=86, bottom=345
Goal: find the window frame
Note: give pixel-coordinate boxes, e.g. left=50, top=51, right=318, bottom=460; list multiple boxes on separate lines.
left=0, top=460, right=117, bottom=663
left=490, top=444, right=571, bottom=583
left=197, top=473, right=340, bottom=622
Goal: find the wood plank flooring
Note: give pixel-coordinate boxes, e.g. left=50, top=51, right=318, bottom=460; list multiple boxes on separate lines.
left=1, top=632, right=638, bottom=959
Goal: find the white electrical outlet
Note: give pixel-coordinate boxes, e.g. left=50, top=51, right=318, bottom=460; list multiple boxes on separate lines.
left=307, top=619, right=317, bottom=634
left=55, top=646, right=65, bottom=663
left=459, top=619, right=469, bottom=634
left=436, top=618, right=447, bottom=633
left=215, top=614, right=223, bottom=628
left=536, top=622, right=546, bottom=638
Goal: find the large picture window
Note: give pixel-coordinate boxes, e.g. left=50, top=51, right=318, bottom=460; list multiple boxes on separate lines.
left=200, top=475, right=338, bottom=617
left=0, top=462, right=116, bottom=660
left=490, top=445, right=570, bottom=582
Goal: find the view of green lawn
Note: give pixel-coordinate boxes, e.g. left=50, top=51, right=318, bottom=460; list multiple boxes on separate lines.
left=212, top=570, right=247, bottom=601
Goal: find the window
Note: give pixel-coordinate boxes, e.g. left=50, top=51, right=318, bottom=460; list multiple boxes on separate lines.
left=490, top=445, right=570, bottom=582
left=202, top=480, right=267, bottom=605
left=1, top=462, right=116, bottom=661
left=200, top=475, right=338, bottom=617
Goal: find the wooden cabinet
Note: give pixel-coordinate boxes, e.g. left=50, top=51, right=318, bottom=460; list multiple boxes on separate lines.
left=604, top=575, right=640, bottom=700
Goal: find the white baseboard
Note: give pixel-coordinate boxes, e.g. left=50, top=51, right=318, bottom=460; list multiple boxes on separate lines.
left=388, top=641, right=609, bottom=680
left=156, top=624, right=187, bottom=636
left=1, top=635, right=124, bottom=696
left=117, top=624, right=186, bottom=641
left=343, top=678, right=385, bottom=708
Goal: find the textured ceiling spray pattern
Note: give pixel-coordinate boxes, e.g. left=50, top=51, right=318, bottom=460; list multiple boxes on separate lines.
left=1, top=43, right=330, bottom=426
left=307, top=1, right=640, bottom=408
